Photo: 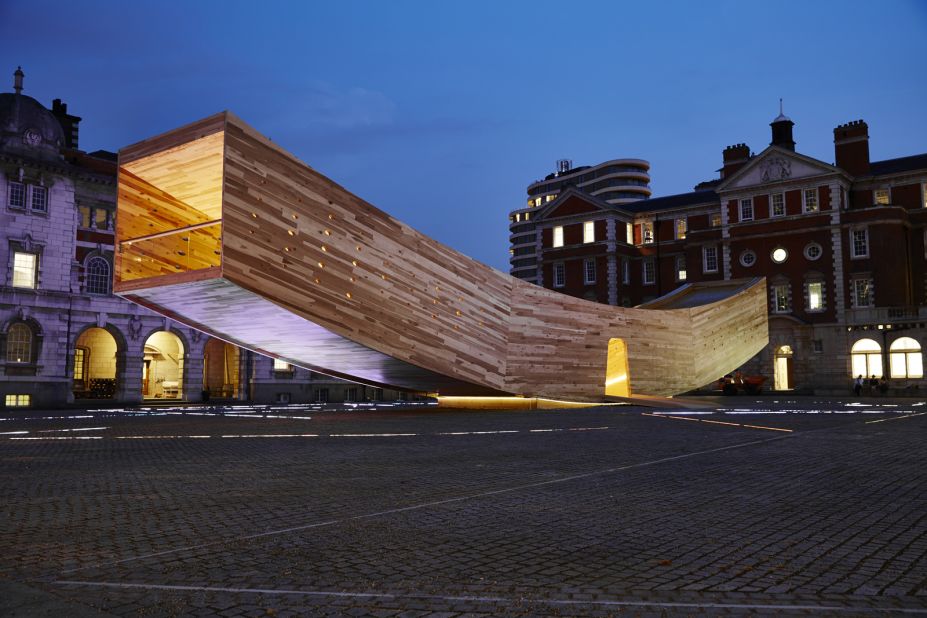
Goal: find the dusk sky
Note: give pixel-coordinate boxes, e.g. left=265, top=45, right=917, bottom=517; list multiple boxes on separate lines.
left=2, top=0, right=926, bottom=271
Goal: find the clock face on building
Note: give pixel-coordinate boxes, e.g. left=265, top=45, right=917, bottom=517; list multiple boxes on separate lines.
left=22, top=128, right=42, bottom=146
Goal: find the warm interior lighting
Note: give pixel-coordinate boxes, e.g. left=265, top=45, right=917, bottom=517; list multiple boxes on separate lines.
left=352, top=260, right=358, bottom=266
left=324, top=230, right=331, bottom=236
left=346, top=292, right=352, bottom=299
left=317, top=261, right=324, bottom=268
left=605, top=338, right=631, bottom=397
left=287, top=230, right=295, bottom=236
left=321, top=245, right=328, bottom=252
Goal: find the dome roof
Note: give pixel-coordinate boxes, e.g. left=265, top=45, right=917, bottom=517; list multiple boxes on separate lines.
left=0, top=92, right=65, bottom=160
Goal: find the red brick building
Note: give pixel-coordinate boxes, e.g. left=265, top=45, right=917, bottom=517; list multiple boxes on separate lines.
left=509, top=112, right=927, bottom=394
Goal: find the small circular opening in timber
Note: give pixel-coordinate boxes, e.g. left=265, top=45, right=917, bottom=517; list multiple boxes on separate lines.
left=350, top=277, right=356, bottom=282
left=292, top=214, right=298, bottom=220
left=251, top=213, right=257, bottom=218
left=317, top=261, right=324, bottom=268
left=455, top=310, right=462, bottom=316
left=287, top=230, right=295, bottom=236
left=324, top=230, right=331, bottom=236
left=284, top=247, right=291, bottom=252
left=346, top=292, right=352, bottom=299
left=352, top=260, right=358, bottom=266
left=356, top=246, right=362, bottom=252
left=328, top=213, right=334, bottom=220
left=321, top=245, right=328, bottom=252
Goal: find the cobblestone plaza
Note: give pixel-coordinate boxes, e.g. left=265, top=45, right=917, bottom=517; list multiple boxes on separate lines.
left=1, top=399, right=925, bottom=616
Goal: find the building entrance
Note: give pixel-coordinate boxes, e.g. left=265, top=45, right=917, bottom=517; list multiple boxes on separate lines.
left=773, top=345, right=793, bottom=390
left=203, top=338, right=240, bottom=399
left=605, top=338, right=631, bottom=397
left=143, top=331, right=184, bottom=399
left=73, top=327, right=120, bottom=399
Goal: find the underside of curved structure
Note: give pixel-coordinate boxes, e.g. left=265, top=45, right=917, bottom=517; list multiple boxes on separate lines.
left=114, top=112, right=768, bottom=401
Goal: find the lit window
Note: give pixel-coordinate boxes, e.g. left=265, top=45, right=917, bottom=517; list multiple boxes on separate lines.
left=922, top=183, right=927, bottom=209
left=771, top=247, right=788, bottom=264
left=553, top=226, right=564, bottom=248
left=8, top=181, right=25, bottom=208
left=514, top=213, right=521, bottom=222
left=675, top=218, right=687, bottom=240
left=804, top=243, right=823, bottom=261
left=85, top=256, right=111, bottom=295
left=553, top=262, right=565, bottom=288
left=771, top=193, right=785, bottom=217
left=6, top=323, right=32, bottom=363
left=583, top=221, right=595, bottom=243
left=852, top=278, right=873, bottom=308
left=546, top=194, right=556, bottom=203
left=740, top=250, right=756, bottom=267
left=12, top=252, right=37, bottom=288
left=807, top=281, right=824, bottom=311
left=31, top=185, right=47, bottom=212
left=625, top=223, right=633, bottom=245
left=4, top=394, right=31, bottom=407
left=643, top=259, right=655, bottom=285
left=890, top=337, right=923, bottom=378
left=710, top=213, right=722, bottom=227
left=851, top=228, right=868, bottom=258
left=772, top=284, right=790, bottom=313
left=851, top=338, right=882, bottom=378
left=524, top=212, right=530, bottom=221
left=79, top=205, right=92, bottom=228
left=642, top=222, right=654, bottom=244
left=803, top=188, right=819, bottom=213
left=273, top=358, right=292, bottom=372
left=874, top=189, right=890, bottom=205
left=676, top=255, right=687, bottom=281
left=584, top=258, right=596, bottom=284
left=94, top=208, right=109, bottom=230
left=703, top=246, right=718, bottom=273
left=740, top=198, right=754, bottom=221
left=622, top=259, right=630, bottom=284
left=73, top=348, right=86, bottom=382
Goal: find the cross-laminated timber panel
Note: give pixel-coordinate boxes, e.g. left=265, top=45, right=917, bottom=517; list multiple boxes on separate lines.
left=115, top=112, right=768, bottom=400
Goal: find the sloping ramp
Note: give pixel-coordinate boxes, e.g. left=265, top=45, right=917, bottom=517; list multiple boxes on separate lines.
left=114, top=112, right=768, bottom=401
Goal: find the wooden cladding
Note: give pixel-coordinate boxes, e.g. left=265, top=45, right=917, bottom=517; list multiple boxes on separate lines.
left=115, top=112, right=769, bottom=400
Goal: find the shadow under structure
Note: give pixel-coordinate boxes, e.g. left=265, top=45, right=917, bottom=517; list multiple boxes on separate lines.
left=114, top=112, right=768, bottom=402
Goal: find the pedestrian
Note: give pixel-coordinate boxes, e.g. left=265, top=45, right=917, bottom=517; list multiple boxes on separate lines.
left=868, top=375, right=878, bottom=395
left=853, top=375, right=863, bottom=396
left=878, top=377, right=889, bottom=395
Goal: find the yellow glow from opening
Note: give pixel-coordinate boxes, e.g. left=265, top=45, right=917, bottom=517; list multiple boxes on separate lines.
left=605, top=338, right=631, bottom=397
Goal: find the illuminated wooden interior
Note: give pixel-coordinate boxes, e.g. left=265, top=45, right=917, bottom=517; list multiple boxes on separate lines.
left=115, top=112, right=769, bottom=401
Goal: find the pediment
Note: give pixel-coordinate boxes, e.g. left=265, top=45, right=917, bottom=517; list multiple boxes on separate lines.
left=538, top=187, right=612, bottom=220
left=719, top=147, right=841, bottom=191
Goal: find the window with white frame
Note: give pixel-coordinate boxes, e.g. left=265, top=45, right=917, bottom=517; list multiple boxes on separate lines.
left=676, top=255, right=687, bottom=281
left=5, top=322, right=33, bottom=363
left=850, top=228, right=869, bottom=258
left=625, top=222, right=633, bottom=245
left=641, top=222, right=654, bottom=244
left=675, top=218, right=687, bottom=240
left=583, top=221, right=595, bottom=244
left=553, top=262, right=565, bottom=287
left=702, top=246, right=718, bottom=273
left=622, top=258, right=630, bottom=284
left=31, top=185, right=47, bottom=212
left=85, top=256, right=111, bottom=295
left=740, top=198, right=754, bottom=221
left=772, top=284, right=790, bottom=313
left=12, top=252, right=37, bottom=289
left=803, top=188, right=819, bottom=213
left=552, top=226, right=564, bottom=248
left=771, top=193, right=785, bottom=217
left=874, top=189, right=890, bottom=205
left=583, top=258, right=596, bottom=284
left=642, top=258, right=655, bottom=285
left=8, top=181, right=25, bottom=208
left=804, top=243, right=823, bottom=261
left=807, top=281, right=824, bottom=311
left=890, top=337, right=923, bottom=379
left=852, top=278, right=873, bottom=307
left=851, top=338, right=882, bottom=378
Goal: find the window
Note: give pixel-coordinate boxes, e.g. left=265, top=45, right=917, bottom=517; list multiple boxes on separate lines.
left=812, top=339, right=824, bottom=354
left=890, top=337, right=923, bottom=379
left=85, top=256, right=111, bottom=295
left=807, top=281, right=824, bottom=311
left=804, top=243, right=823, bottom=261
left=583, top=221, right=595, bottom=243
left=642, top=222, right=654, bottom=244
left=675, top=218, right=687, bottom=240
left=851, top=338, right=882, bottom=378
left=676, top=255, right=687, bottom=281
left=345, top=387, right=358, bottom=402
left=772, top=284, right=790, bottom=313
left=79, top=205, right=92, bottom=228
left=874, top=189, right=890, bottom=205
left=740, top=198, right=754, bottom=221
left=710, top=213, right=722, bottom=227
left=622, top=259, right=630, bottom=284
left=12, top=252, right=37, bottom=288
left=73, top=348, right=86, bottom=382
left=771, top=193, right=785, bottom=217
left=553, top=262, right=565, bottom=288
left=625, top=222, right=633, bottom=245
left=803, top=188, right=819, bottom=213
left=273, top=358, right=292, bottom=372
left=4, top=394, right=31, bottom=407
left=643, top=259, right=655, bottom=285
left=552, top=226, right=564, bottom=248
left=546, top=194, right=556, bottom=203
left=31, top=185, right=47, bottom=212
left=6, top=323, right=32, bottom=363
left=771, top=247, right=788, bottom=264
left=583, top=258, right=596, bottom=284
left=852, top=278, right=873, bottom=308
left=8, top=181, right=25, bottom=208
left=922, top=183, right=927, bottom=209
left=740, top=250, right=756, bottom=267
left=702, top=246, right=718, bottom=273
left=850, top=228, right=869, bottom=258
left=94, top=208, right=109, bottom=230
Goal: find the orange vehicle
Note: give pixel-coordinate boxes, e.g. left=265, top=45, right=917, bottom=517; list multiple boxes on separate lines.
left=718, top=372, right=766, bottom=395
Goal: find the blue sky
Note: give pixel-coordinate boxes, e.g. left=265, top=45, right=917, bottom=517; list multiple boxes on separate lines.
left=2, top=0, right=926, bottom=271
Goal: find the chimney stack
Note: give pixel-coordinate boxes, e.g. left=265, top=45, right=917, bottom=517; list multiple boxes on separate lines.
left=721, top=143, right=750, bottom=178
left=833, top=120, right=869, bottom=176
left=51, top=98, right=81, bottom=150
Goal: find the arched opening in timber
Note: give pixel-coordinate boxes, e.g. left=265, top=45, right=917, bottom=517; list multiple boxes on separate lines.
left=143, top=331, right=185, bottom=399
left=73, top=327, right=120, bottom=399
left=605, top=338, right=631, bottom=397
left=773, top=344, right=793, bottom=391
left=203, top=337, right=240, bottom=399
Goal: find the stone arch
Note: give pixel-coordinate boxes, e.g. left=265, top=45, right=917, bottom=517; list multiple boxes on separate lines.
left=72, top=323, right=127, bottom=399
left=142, top=329, right=187, bottom=399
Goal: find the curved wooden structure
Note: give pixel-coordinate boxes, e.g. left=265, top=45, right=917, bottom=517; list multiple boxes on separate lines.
left=114, top=112, right=768, bottom=401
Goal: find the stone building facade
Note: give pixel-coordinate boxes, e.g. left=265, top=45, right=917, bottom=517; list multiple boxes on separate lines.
left=511, top=110, right=927, bottom=394
left=1, top=69, right=407, bottom=409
